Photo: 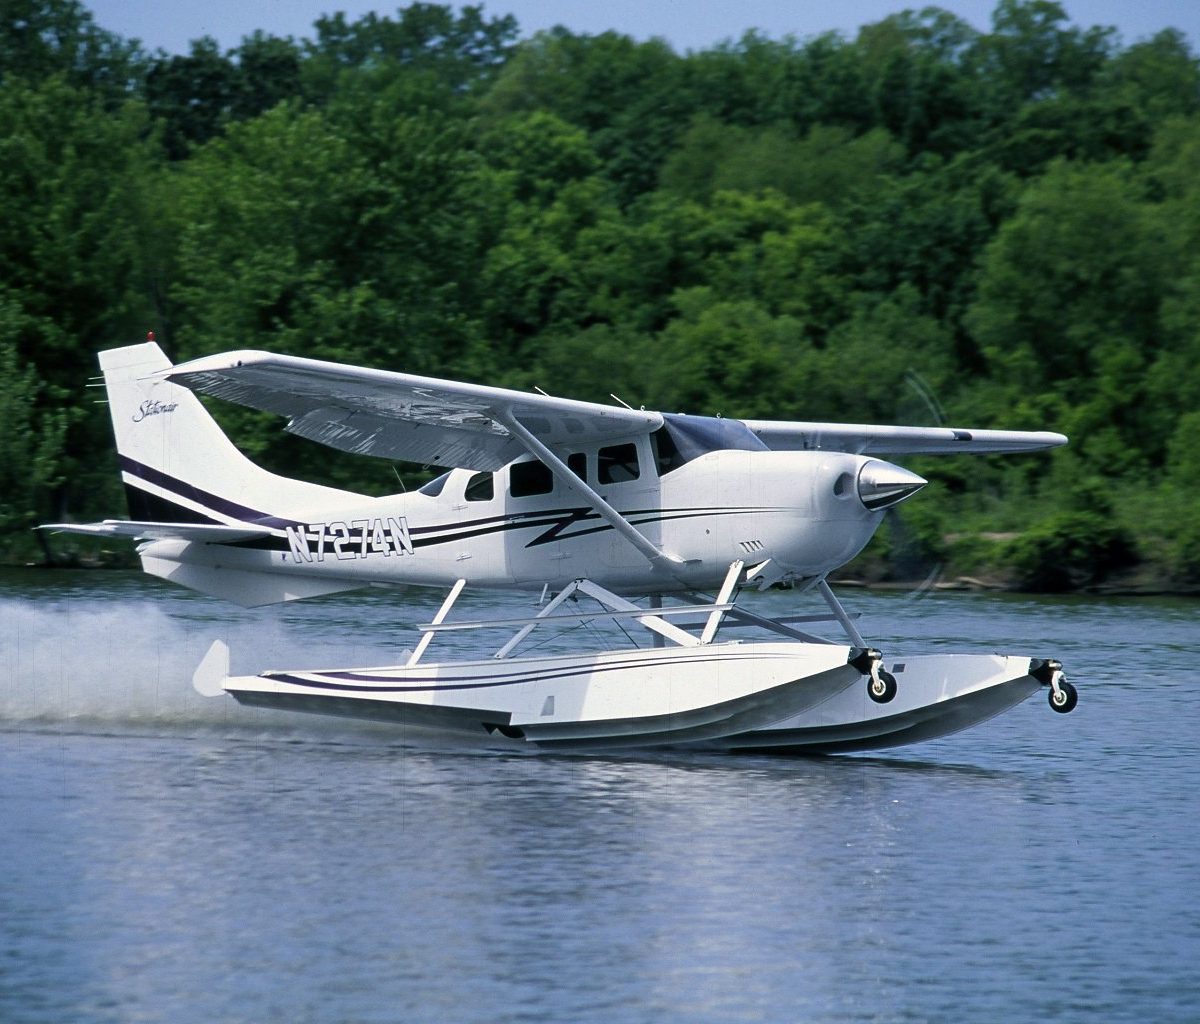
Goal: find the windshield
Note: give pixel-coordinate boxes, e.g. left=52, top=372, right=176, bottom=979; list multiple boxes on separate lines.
left=418, top=471, right=451, bottom=497
left=659, top=413, right=768, bottom=468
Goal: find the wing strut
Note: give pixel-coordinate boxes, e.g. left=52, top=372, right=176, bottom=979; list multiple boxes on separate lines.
left=497, top=412, right=687, bottom=578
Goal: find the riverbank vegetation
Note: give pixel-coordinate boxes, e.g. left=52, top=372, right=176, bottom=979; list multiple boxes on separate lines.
left=3, top=0, right=1198, bottom=591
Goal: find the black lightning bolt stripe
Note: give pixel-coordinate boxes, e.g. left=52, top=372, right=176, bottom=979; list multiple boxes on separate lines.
left=226, top=506, right=784, bottom=553
left=408, top=506, right=780, bottom=551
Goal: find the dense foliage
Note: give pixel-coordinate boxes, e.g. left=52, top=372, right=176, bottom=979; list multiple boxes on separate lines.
left=3, top=0, right=1198, bottom=589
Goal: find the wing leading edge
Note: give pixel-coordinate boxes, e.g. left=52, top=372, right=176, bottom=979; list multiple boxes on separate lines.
left=161, top=350, right=661, bottom=471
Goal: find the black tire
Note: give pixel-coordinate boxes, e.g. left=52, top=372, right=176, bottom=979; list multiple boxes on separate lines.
left=868, top=668, right=897, bottom=704
left=1048, top=679, right=1078, bottom=714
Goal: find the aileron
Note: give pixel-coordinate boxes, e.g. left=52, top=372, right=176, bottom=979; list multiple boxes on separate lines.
left=743, top=420, right=1067, bottom=456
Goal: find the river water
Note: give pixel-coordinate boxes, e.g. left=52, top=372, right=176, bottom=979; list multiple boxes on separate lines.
left=2, top=568, right=1197, bottom=1023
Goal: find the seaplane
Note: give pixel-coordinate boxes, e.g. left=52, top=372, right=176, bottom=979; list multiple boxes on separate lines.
left=43, top=339, right=1078, bottom=753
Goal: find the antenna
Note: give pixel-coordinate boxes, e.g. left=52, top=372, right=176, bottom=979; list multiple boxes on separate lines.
left=533, top=385, right=550, bottom=397
left=610, top=393, right=633, bottom=410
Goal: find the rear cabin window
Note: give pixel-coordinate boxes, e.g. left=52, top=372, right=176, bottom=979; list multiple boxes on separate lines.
left=567, top=452, right=587, bottom=480
left=465, top=471, right=494, bottom=502
left=510, top=460, right=554, bottom=497
left=598, top=443, right=640, bottom=484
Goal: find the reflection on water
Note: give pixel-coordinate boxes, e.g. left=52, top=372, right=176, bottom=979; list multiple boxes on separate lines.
left=2, top=568, right=1199, bottom=1023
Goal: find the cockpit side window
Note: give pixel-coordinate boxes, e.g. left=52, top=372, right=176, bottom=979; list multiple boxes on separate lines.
left=598, top=442, right=640, bottom=484
left=465, top=471, right=494, bottom=502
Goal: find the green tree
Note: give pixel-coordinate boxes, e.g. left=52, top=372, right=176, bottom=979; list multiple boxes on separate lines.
left=475, top=111, right=599, bottom=205
left=0, top=76, right=160, bottom=383
left=483, top=29, right=688, bottom=201
left=479, top=178, right=620, bottom=357
left=1096, top=29, right=1200, bottom=122
left=166, top=92, right=503, bottom=487
left=661, top=118, right=904, bottom=207
left=966, top=158, right=1165, bottom=470
left=301, top=3, right=517, bottom=101
left=682, top=29, right=872, bottom=134
left=838, top=154, right=1018, bottom=331
left=0, top=75, right=163, bottom=521
left=231, top=31, right=303, bottom=121
left=0, top=306, right=67, bottom=547
left=855, top=9, right=983, bottom=157
left=145, top=37, right=238, bottom=159
left=683, top=32, right=808, bottom=127
left=968, top=0, right=1115, bottom=111
left=0, top=0, right=145, bottom=100
left=1159, top=411, right=1200, bottom=579
left=639, top=289, right=807, bottom=417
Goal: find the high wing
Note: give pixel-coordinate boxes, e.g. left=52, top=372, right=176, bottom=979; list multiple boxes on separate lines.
left=742, top=420, right=1067, bottom=455
left=160, top=350, right=661, bottom=472
left=160, top=349, right=1064, bottom=468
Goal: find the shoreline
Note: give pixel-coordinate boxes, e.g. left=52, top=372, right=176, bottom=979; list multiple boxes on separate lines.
left=831, top=578, right=1200, bottom=598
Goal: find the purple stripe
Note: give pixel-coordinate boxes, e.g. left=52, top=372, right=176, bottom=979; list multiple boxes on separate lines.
left=262, top=649, right=799, bottom=694
left=119, top=456, right=299, bottom=528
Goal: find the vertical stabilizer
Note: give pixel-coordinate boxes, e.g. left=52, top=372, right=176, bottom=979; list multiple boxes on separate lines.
left=101, top=342, right=357, bottom=527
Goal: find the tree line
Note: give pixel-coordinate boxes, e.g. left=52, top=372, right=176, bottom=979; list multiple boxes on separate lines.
left=2, top=0, right=1198, bottom=590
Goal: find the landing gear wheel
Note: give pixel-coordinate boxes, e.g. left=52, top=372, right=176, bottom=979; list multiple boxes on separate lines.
left=868, top=668, right=897, bottom=704
left=1049, top=679, right=1078, bottom=714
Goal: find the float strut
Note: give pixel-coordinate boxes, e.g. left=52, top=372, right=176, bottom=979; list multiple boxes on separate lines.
left=407, top=579, right=466, bottom=666
left=816, top=579, right=868, bottom=648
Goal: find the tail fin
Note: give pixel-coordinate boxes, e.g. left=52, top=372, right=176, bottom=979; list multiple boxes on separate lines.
left=101, top=342, right=357, bottom=527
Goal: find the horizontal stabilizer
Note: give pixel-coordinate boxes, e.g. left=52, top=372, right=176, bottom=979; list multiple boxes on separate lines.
left=40, top=520, right=276, bottom=543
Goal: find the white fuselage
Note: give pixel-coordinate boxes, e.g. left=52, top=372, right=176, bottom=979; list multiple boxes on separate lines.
left=138, top=440, right=888, bottom=596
